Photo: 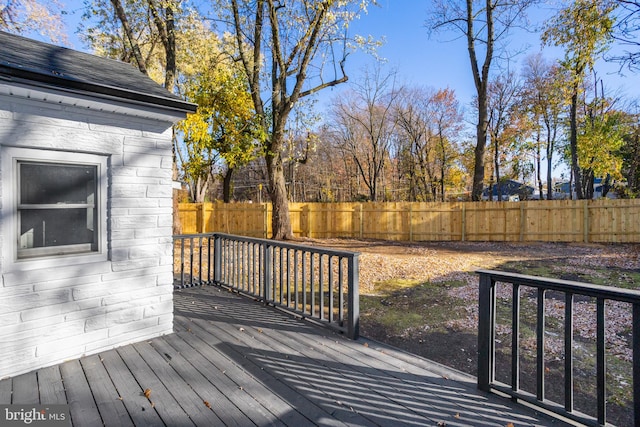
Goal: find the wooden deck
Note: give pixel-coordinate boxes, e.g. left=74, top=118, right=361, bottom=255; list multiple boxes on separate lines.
left=0, top=286, right=570, bottom=426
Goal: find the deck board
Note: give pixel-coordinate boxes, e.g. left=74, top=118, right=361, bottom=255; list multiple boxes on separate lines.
left=11, top=370, right=39, bottom=404
left=115, top=344, right=196, bottom=427
left=130, top=340, right=225, bottom=427
left=174, top=316, right=339, bottom=427
left=37, top=365, right=67, bottom=405
left=1, top=286, right=570, bottom=426
left=59, top=360, right=103, bottom=426
left=80, top=355, right=133, bottom=427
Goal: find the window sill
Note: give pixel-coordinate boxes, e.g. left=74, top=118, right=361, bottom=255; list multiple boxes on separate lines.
left=4, top=251, right=109, bottom=273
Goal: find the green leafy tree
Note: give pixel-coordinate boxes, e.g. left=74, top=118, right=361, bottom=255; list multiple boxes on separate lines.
left=176, top=50, right=262, bottom=202
left=521, top=54, right=568, bottom=200
left=542, top=0, right=616, bottom=199
left=577, top=94, right=627, bottom=198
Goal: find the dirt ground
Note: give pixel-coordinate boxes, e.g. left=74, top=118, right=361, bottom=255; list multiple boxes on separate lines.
left=306, top=238, right=640, bottom=426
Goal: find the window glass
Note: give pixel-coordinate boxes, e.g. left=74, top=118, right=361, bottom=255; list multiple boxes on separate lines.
left=20, top=163, right=96, bottom=205
left=17, top=161, right=99, bottom=259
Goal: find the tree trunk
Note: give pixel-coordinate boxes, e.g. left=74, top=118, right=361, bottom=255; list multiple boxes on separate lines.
left=494, top=133, right=501, bottom=201
left=222, top=167, right=234, bottom=203
left=266, top=146, right=293, bottom=240
left=110, top=0, right=147, bottom=74
left=570, top=86, right=584, bottom=199
left=546, top=126, right=554, bottom=200
left=472, top=91, right=488, bottom=201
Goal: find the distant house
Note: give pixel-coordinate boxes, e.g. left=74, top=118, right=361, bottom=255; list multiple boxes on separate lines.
left=0, top=31, right=196, bottom=378
left=482, top=179, right=534, bottom=201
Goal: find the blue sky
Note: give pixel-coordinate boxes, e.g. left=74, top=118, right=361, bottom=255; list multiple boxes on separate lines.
left=54, top=0, right=638, bottom=111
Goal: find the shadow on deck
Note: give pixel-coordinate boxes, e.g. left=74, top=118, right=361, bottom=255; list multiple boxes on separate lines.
left=0, top=286, right=570, bottom=426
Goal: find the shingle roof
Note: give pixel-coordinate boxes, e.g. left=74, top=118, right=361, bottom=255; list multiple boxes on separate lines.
left=0, top=31, right=196, bottom=114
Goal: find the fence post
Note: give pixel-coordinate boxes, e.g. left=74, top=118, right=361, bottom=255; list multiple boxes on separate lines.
left=583, top=200, right=589, bottom=243
left=408, top=204, right=414, bottom=242
left=348, top=254, right=360, bottom=340
left=477, top=271, right=495, bottom=392
left=461, top=204, right=466, bottom=242
left=305, top=204, right=312, bottom=238
left=359, top=204, right=364, bottom=239
left=519, top=202, right=525, bottom=242
left=263, top=203, right=269, bottom=239
left=200, top=203, right=207, bottom=233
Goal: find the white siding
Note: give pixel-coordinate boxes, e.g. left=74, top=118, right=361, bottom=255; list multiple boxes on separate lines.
left=0, top=92, right=178, bottom=379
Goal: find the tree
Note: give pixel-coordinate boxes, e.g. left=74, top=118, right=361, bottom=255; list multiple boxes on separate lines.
left=620, top=103, right=640, bottom=196
left=0, top=0, right=66, bottom=42
left=396, top=87, right=438, bottom=201
left=176, top=58, right=261, bottom=202
left=81, top=0, right=191, bottom=90
left=330, top=66, right=401, bottom=202
left=542, top=0, right=616, bottom=199
left=427, top=0, right=537, bottom=201
left=396, top=86, right=463, bottom=202
left=486, top=71, right=523, bottom=200
left=222, top=0, right=374, bottom=239
left=577, top=83, right=627, bottom=198
left=521, top=54, right=567, bottom=200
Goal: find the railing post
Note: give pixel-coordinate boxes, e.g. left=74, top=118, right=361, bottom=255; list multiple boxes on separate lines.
left=213, top=234, right=221, bottom=284
left=477, top=272, right=495, bottom=392
left=634, top=303, right=640, bottom=427
left=347, top=253, right=360, bottom=340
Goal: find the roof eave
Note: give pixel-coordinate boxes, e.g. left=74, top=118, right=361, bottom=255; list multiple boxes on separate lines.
left=0, top=65, right=197, bottom=116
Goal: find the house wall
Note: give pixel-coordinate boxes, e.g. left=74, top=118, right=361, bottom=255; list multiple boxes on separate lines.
left=0, top=92, right=176, bottom=378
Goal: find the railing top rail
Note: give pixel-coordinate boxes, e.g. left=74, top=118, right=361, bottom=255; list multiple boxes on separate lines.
left=174, top=233, right=217, bottom=239
left=213, top=232, right=360, bottom=259
left=477, top=269, right=640, bottom=304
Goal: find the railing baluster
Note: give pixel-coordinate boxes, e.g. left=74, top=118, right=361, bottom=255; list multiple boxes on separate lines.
left=279, top=247, right=284, bottom=304
left=189, top=237, right=194, bottom=286
left=564, top=292, right=574, bottom=412
left=319, top=254, right=325, bottom=320
left=310, top=253, right=316, bottom=317
left=348, top=253, right=359, bottom=340
left=634, top=303, right=640, bottom=427
left=302, top=251, right=307, bottom=314
left=536, top=287, right=546, bottom=401
left=596, top=297, right=606, bottom=425
left=511, top=284, right=520, bottom=394
left=338, top=258, right=344, bottom=325
left=328, top=255, right=334, bottom=323
left=294, top=250, right=299, bottom=311
left=198, top=236, right=203, bottom=284
left=179, top=237, right=185, bottom=287
left=263, top=243, right=271, bottom=301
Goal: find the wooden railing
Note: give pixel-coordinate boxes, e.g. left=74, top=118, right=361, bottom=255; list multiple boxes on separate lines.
left=477, top=270, right=640, bottom=426
left=173, top=233, right=360, bottom=339
left=177, top=199, right=640, bottom=243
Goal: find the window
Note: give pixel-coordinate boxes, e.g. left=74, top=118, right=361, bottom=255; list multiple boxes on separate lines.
left=18, top=161, right=99, bottom=258
left=2, top=147, right=107, bottom=267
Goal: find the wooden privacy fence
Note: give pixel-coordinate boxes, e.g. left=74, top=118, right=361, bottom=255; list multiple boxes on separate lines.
left=177, top=199, right=640, bottom=243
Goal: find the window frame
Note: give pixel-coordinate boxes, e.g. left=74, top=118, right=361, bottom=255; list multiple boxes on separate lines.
left=2, top=147, right=108, bottom=271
